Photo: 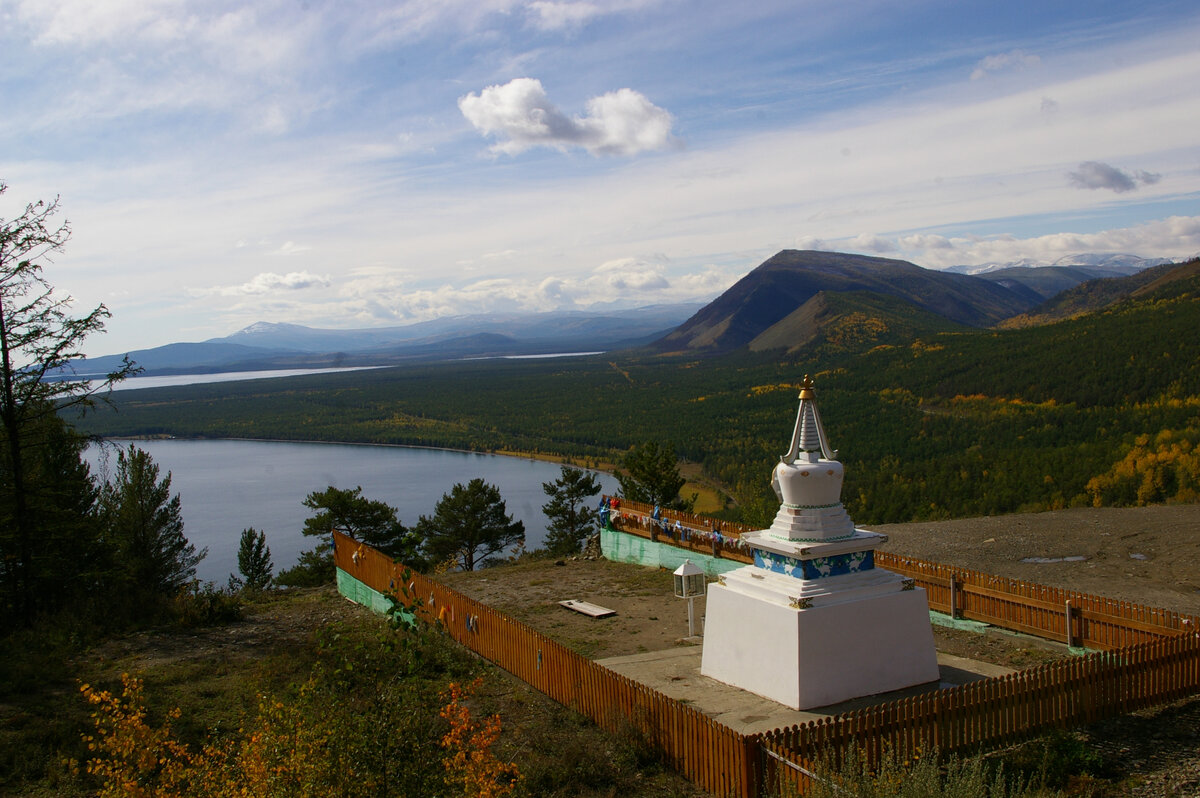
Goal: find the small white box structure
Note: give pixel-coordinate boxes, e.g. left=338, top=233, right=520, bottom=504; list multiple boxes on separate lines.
left=674, top=559, right=706, bottom=637
left=701, top=376, right=939, bottom=709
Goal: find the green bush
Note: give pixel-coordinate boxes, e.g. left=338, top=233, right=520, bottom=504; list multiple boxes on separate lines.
left=998, top=730, right=1113, bottom=790
left=170, top=582, right=243, bottom=627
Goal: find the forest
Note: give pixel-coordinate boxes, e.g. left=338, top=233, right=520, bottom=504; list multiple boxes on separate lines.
left=76, top=270, right=1200, bottom=528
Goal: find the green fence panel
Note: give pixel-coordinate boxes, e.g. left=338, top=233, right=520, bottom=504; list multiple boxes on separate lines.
left=600, top=528, right=744, bottom=576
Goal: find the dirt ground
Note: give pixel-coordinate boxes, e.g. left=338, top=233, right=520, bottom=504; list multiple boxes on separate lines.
left=438, top=505, right=1200, bottom=796
left=436, top=555, right=1069, bottom=672
left=439, top=503, right=1200, bottom=665
left=86, top=587, right=367, bottom=673
left=872, top=504, right=1200, bottom=617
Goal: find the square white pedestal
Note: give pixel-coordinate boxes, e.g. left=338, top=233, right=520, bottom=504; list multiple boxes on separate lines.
left=700, top=576, right=940, bottom=710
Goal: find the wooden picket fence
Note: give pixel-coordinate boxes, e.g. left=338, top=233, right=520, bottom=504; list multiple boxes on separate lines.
left=759, top=632, right=1200, bottom=795
left=607, top=499, right=1200, bottom=650
left=334, top=532, right=760, bottom=798
left=334, top=523, right=1200, bottom=797
left=874, top=553, right=1198, bottom=650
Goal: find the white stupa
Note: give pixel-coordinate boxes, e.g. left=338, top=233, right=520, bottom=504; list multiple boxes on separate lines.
left=700, top=376, right=939, bottom=709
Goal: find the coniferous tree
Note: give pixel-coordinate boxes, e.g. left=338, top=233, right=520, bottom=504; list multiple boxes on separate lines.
left=233, top=528, right=273, bottom=591
left=0, top=184, right=135, bottom=625
left=541, top=465, right=601, bottom=555
left=615, top=441, right=692, bottom=510
left=100, top=445, right=205, bottom=599
left=0, top=410, right=103, bottom=628
left=279, top=486, right=423, bottom=586
left=417, top=479, right=524, bottom=571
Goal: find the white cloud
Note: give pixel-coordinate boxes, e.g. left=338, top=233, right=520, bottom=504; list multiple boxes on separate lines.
left=970, top=49, right=1041, bottom=80
left=897, top=234, right=953, bottom=250
left=202, top=271, right=332, bottom=296
left=459, top=78, right=677, bottom=156
left=1039, top=96, right=1059, bottom=122
left=1067, top=161, right=1161, bottom=193
left=795, top=235, right=827, bottom=250
left=313, top=255, right=739, bottom=327
left=14, top=0, right=188, bottom=47
left=586, top=257, right=671, bottom=291
left=849, top=233, right=897, bottom=254
left=886, top=216, right=1200, bottom=270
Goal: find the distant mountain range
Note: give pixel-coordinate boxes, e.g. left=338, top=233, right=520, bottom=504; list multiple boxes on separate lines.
left=73, top=305, right=704, bottom=377
left=943, top=252, right=1173, bottom=276
left=72, top=251, right=1186, bottom=377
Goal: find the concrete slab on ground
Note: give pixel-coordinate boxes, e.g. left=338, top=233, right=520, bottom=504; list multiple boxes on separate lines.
left=596, top=646, right=1013, bottom=736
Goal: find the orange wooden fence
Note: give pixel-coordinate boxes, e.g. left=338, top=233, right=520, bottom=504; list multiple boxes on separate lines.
left=335, top=532, right=760, bottom=798
left=760, top=631, right=1200, bottom=794
left=335, top=524, right=1200, bottom=797
left=607, top=500, right=1200, bottom=650
left=875, top=553, right=1198, bottom=650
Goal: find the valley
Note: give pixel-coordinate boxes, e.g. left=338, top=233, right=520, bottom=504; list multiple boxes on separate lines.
left=77, top=254, right=1200, bottom=530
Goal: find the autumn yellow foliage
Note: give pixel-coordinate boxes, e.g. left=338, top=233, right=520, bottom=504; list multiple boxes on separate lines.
left=1087, top=429, right=1200, bottom=506
left=81, top=672, right=519, bottom=798
left=439, top=679, right=520, bottom=798
left=81, top=674, right=201, bottom=798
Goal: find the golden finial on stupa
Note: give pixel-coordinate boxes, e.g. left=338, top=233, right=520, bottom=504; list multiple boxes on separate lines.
left=798, top=374, right=815, bottom=400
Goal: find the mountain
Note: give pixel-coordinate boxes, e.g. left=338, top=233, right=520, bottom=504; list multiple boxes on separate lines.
left=76, top=304, right=703, bottom=377
left=654, top=250, right=1031, bottom=354
left=216, top=305, right=701, bottom=353
left=999, top=258, right=1200, bottom=328
left=746, top=290, right=970, bottom=354
left=973, top=265, right=1151, bottom=304
left=944, top=253, right=1173, bottom=276
left=67, top=341, right=302, bottom=378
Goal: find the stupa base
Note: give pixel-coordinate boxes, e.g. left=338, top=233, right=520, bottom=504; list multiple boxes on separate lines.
left=700, top=569, right=940, bottom=710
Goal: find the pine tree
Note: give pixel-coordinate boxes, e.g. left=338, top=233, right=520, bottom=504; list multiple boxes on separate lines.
left=0, top=184, right=135, bottom=625
left=541, top=465, right=601, bottom=555
left=233, top=528, right=273, bottom=591
left=417, top=479, right=524, bottom=571
left=100, top=445, right=205, bottom=598
left=279, top=485, right=423, bottom=585
left=615, top=441, right=691, bottom=509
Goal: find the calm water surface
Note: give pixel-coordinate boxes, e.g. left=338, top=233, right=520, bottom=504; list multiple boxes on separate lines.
left=85, top=439, right=617, bottom=584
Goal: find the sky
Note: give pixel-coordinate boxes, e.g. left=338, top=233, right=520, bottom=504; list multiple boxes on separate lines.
left=2, top=0, right=1198, bottom=356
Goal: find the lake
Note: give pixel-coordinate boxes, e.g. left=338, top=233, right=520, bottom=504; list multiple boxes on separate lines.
left=85, top=439, right=618, bottom=584
left=106, top=367, right=384, bottom=392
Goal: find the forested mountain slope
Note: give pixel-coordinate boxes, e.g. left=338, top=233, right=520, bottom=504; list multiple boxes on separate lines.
left=654, top=250, right=1034, bottom=354
left=745, top=290, right=969, bottom=354
left=999, top=258, right=1200, bottom=328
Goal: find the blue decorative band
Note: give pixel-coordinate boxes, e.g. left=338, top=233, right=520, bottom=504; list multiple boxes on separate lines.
left=754, top=548, right=875, bottom=580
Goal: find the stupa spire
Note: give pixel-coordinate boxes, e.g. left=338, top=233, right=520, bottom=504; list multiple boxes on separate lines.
left=781, top=375, right=837, bottom=464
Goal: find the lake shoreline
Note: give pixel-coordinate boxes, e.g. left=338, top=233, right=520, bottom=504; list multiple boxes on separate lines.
left=86, top=438, right=623, bottom=583
left=96, top=434, right=620, bottom=475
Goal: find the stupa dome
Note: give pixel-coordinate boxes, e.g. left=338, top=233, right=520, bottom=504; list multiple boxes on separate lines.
left=767, top=376, right=855, bottom=540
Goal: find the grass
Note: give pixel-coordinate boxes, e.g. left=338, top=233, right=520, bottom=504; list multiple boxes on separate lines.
left=1, top=585, right=705, bottom=797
